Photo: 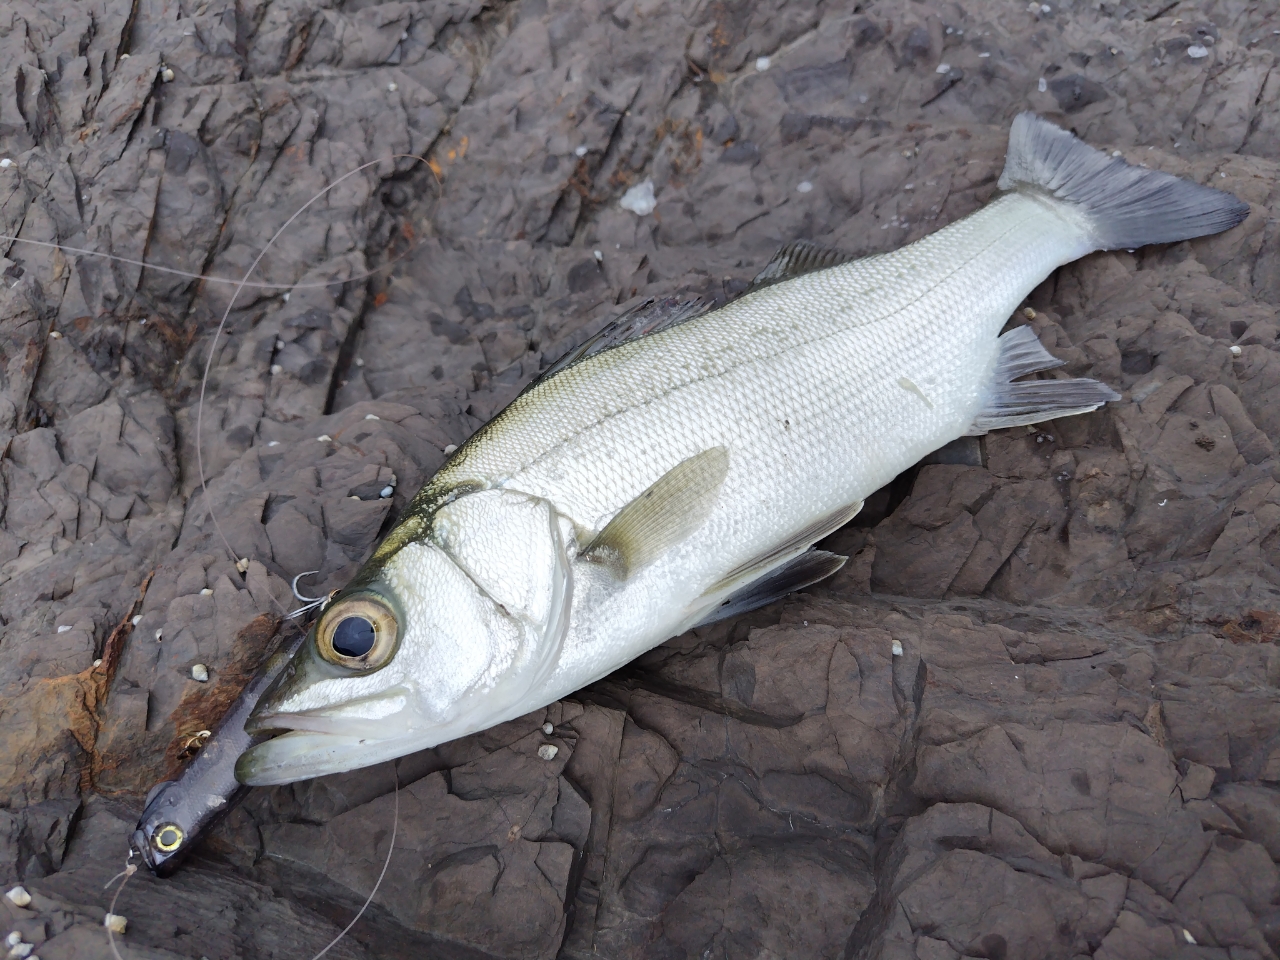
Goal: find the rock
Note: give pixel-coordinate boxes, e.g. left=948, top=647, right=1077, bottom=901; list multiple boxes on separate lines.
left=1, top=0, right=1278, bottom=957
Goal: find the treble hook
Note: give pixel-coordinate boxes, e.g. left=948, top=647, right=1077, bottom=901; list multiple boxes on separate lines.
left=292, top=570, right=325, bottom=603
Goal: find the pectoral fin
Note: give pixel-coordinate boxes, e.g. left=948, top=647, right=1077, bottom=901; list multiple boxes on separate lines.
left=583, top=446, right=730, bottom=578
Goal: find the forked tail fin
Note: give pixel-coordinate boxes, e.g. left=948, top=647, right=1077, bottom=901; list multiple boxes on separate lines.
left=999, top=113, right=1250, bottom=252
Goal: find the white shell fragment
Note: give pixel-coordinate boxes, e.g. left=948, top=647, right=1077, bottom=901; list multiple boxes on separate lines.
left=537, top=744, right=559, bottom=761
left=6, top=933, right=20, bottom=947
left=0, top=159, right=13, bottom=168
left=542, top=722, right=554, bottom=735
left=935, top=63, right=951, bottom=74
left=796, top=181, right=813, bottom=193
left=104, top=914, right=128, bottom=934
left=131, top=615, right=142, bottom=626
left=5, top=886, right=31, bottom=907
left=10, top=941, right=33, bottom=958
left=387, top=81, right=398, bottom=92
left=364, top=413, right=380, bottom=420
left=443, top=444, right=458, bottom=454
left=380, top=486, right=394, bottom=498
left=200, top=588, right=213, bottom=596
left=1038, top=77, right=1048, bottom=92
left=93, top=659, right=102, bottom=667
left=1230, top=345, right=1242, bottom=356
left=1187, top=44, right=1209, bottom=59
left=619, top=179, right=656, bottom=216
left=191, top=664, right=209, bottom=682
left=593, top=249, right=604, bottom=262
left=236, top=557, right=250, bottom=573
left=892, top=639, right=904, bottom=656
left=48, top=331, right=62, bottom=340
left=160, top=66, right=174, bottom=82
left=316, top=435, right=333, bottom=442
left=574, top=145, right=588, bottom=157
left=270, top=364, right=283, bottom=375
left=56, top=625, right=72, bottom=633
left=154, top=629, right=163, bottom=641
left=1182, top=929, right=1197, bottom=945
left=755, top=56, right=770, bottom=71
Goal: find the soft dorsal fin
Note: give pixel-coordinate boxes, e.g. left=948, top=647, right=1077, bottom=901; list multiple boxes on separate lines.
left=693, top=549, right=847, bottom=627
left=966, top=325, right=1120, bottom=435
left=749, top=239, right=856, bottom=291
left=583, top=446, right=730, bottom=578
left=520, top=296, right=710, bottom=398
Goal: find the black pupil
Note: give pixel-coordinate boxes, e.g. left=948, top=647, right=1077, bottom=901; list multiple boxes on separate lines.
left=332, top=616, right=376, bottom=657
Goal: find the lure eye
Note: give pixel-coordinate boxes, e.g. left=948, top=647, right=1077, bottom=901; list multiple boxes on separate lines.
left=316, top=596, right=397, bottom=669
left=153, top=823, right=184, bottom=853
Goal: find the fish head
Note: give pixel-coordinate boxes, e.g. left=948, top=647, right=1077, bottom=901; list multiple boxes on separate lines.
left=236, top=488, right=571, bottom=785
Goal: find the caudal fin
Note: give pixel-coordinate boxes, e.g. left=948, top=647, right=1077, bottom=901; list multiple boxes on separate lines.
left=999, top=113, right=1250, bottom=252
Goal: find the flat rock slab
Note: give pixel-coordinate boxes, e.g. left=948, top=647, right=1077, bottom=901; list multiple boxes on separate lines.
left=1, top=0, right=1279, bottom=958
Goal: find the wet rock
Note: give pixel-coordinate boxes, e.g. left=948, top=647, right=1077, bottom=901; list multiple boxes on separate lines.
left=1, top=0, right=1278, bottom=957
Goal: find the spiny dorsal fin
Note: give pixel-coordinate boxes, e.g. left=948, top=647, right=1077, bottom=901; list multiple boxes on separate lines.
left=521, top=296, right=710, bottom=398
left=583, top=446, right=730, bottom=579
left=704, top=499, right=863, bottom=597
left=749, top=239, right=856, bottom=291
left=966, top=325, right=1120, bottom=435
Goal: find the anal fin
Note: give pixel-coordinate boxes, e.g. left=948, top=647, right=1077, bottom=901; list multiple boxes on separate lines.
left=967, top=325, right=1120, bottom=435
left=694, top=549, right=846, bottom=627
left=583, top=447, right=730, bottom=578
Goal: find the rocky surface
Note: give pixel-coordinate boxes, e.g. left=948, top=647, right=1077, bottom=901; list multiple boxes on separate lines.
left=1, top=0, right=1278, bottom=957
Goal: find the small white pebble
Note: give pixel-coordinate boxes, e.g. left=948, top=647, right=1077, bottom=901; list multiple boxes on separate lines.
left=387, top=82, right=398, bottom=92
left=316, top=434, right=332, bottom=442
left=1111, top=150, right=1122, bottom=158
left=0, top=159, right=12, bottom=168
left=350, top=495, right=361, bottom=500
left=1220, top=171, right=1227, bottom=178
left=57, top=625, right=72, bottom=634
left=9, top=942, right=32, bottom=958
left=270, top=364, right=283, bottom=375
left=755, top=56, right=770, bottom=71
left=236, top=557, right=250, bottom=573
left=131, top=614, right=142, bottom=626
left=1187, top=44, right=1209, bottom=59
left=379, top=486, right=394, bottom=498
left=443, top=443, right=458, bottom=454
left=1182, top=929, right=1196, bottom=945
left=49, top=330, right=63, bottom=340
left=191, top=664, right=209, bottom=682
left=935, top=63, right=951, bottom=74
left=354, top=357, right=365, bottom=367
left=282, top=291, right=290, bottom=302
left=537, top=744, right=559, bottom=760
left=796, top=180, right=813, bottom=193
left=154, top=629, right=163, bottom=641
left=903, top=183, right=914, bottom=190
left=364, top=413, right=380, bottom=420
left=619, top=179, right=656, bottom=216
left=1038, top=77, right=1048, bottom=92
left=978, top=51, right=990, bottom=58
left=542, top=722, right=554, bottom=735
left=1230, top=345, right=1242, bottom=356
left=574, top=145, right=588, bottom=157
left=119, top=53, right=129, bottom=59
left=160, top=67, right=174, bottom=83
left=104, top=914, right=127, bottom=934
left=7, top=933, right=21, bottom=947
left=267, top=440, right=280, bottom=447
left=1041, top=3, right=1051, bottom=11
left=199, top=587, right=212, bottom=596
left=593, top=249, right=604, bottom=262
left=93, top=659, right=102, bottom=667
left=275, top=339, right=285, bottom=350
left=5, top=886, right=30, bottom=907
left=892, top=639, right=904, bottom=656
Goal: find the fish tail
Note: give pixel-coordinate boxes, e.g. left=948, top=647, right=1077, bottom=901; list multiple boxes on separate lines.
left=998, top=112, right=1250, bottom=251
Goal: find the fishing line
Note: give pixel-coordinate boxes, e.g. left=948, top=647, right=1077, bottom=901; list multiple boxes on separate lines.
left=103, top=852, right=138, bottom=960
left=305, top=766, right=400, bottom=960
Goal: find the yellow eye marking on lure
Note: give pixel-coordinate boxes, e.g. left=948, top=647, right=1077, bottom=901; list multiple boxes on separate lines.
left=152, top=823, right=184, bottom=852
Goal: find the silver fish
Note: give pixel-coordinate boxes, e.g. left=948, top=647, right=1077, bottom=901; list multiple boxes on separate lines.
left=235, top=114, right=1248, bottom=786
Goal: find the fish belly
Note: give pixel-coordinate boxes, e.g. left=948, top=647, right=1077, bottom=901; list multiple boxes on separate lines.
left=455, top=192, right=1091, bottom=691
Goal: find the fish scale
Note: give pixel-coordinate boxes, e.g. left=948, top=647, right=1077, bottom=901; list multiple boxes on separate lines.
left=220, top=113, right=1248, bottom=788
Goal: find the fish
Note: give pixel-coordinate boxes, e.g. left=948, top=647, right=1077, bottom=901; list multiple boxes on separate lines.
left=232, top=113, right=1249, bottom=786
left=132, top=628, right=305, bottom=874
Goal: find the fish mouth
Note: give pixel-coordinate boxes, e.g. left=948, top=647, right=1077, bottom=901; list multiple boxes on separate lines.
left=237, top=692, right=422, bottom=785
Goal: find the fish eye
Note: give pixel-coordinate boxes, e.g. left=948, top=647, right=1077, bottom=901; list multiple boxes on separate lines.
left=316, top=595, right=397, bottom=669
left=153, top=823, right=184, bottom=852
